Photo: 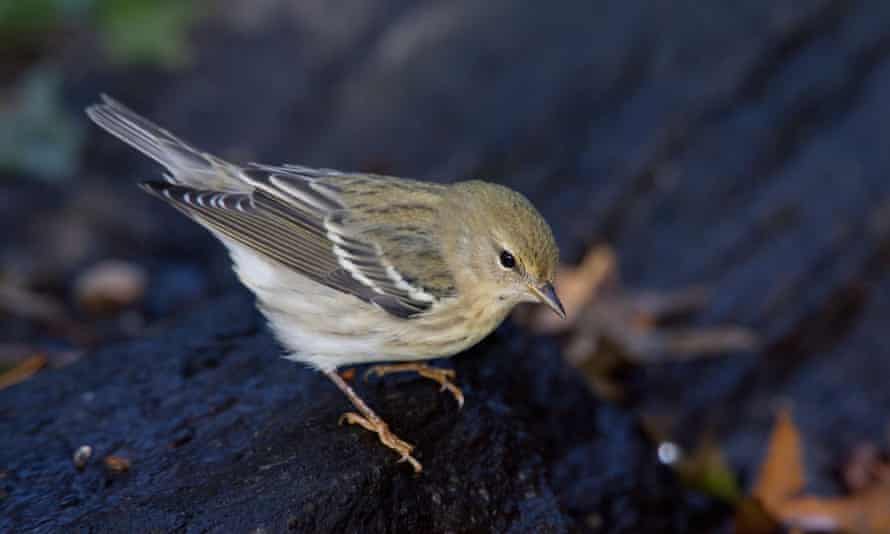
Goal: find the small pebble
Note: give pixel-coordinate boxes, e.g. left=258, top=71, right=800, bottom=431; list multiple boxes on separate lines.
left=73, top=445, right=92, bottom=470
left=657, top=441, right=682, bottom=465
left=74, top=260, right=147, bottom=314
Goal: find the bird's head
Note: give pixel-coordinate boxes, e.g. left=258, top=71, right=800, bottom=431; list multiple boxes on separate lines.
left=444, top=181, right=564, bottom=318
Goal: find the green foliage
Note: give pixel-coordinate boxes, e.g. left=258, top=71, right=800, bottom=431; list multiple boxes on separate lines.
left=0, top=0, right=198, bottom=67
left=0, top=0, right=63, bottom=43
left=0, top=0, right=202, bottom=180
left=96, top=0, right=197, bottom=67
left=676, top=437, right=744, bottom=505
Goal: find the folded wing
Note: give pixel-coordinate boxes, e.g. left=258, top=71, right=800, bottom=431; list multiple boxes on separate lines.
left=142, top=165, right=454, bottom=318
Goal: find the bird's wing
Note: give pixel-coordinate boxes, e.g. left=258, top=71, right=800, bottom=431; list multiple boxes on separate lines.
left=141, top=165, right=456, bottom=318
left=86, top=95, right=249, bottom=191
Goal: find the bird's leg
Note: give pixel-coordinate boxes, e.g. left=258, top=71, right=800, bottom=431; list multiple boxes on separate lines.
left=324, top=369, right=422, bottom=473
left=364, top=362, right=464, bottom=408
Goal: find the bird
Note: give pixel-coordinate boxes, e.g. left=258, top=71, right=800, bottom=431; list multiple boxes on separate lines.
left=86, top=95, right=565, bottom=472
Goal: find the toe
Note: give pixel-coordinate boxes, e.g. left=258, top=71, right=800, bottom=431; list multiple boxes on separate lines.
left=398, top=454, right=423, bottom=473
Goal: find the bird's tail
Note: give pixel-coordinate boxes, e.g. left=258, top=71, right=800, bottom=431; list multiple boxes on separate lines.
left=86, top=95, right=247, bottom=191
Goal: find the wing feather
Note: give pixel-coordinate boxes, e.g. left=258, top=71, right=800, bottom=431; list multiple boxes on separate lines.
left=141, top=167, right=454, bottom=318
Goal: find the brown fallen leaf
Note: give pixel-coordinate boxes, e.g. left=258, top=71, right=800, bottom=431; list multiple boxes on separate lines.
left=752, top=406, right=805, bottom=512
left=0, top=282, right=67, bottom=323
left=0, top=344, right=81, bottom=368
left=843, top=442, right=882, bottom=493
left=523, top=245, right=617, bottom=334
left=743, top=408, right=890, bottom=534
left=104, top=455, right=131, bottom=473
left=647, top=327, right=760, bottom=362
left=514, top=245, right=759, bottom=402
left=734, top=497, right=780, bottom=534
left=339, top=368, right=356, bottom=381
left=778, top=483, right=890, bottom=533
left=519, top=245, right=758, bottom=368
left=0, top=282, right=95, bottom=346
left=0, top=354, right=48, bottom=390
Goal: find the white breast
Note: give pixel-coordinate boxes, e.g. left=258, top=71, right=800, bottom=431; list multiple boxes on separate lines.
left=222, top=239, right=514, bottom=372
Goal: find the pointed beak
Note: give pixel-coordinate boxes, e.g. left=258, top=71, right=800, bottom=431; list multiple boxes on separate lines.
left=529, top=281, right=566, bottom=319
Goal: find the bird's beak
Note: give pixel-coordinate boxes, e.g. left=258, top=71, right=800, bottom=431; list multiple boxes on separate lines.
left=529, top=281, right=566, bottom=319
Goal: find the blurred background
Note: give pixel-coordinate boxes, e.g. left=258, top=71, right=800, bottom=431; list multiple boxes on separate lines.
left=3, top=0, right=890, bottom=531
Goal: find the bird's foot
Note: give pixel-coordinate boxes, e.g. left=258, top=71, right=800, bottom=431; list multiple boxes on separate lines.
left=365, top=363, right=464, bottom=408
left=338, top=412, right=422, bottom=473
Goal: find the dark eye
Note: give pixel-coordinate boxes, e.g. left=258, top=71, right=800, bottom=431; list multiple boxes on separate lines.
left=499, top=250, right=516, bottom=269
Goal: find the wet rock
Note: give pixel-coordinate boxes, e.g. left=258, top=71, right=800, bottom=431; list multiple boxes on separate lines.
left=0, top=292, right=705, bottom=532
left=144, top=263, right=208, bottom=317
left=72, top=445, right=92, bottom=471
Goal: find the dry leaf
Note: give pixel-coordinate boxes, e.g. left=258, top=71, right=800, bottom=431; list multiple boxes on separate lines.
left=0, top=282, right=93, bottom=345
left=734, top=497, right=780, bottom=534
left=524, top=245, right=617, bottom=333
left=104, top=455, right=131, bottom=473
left=655, top=327, right=760, bottom=359
left=0, top=344, right=82, bottom=369
left=519, top=244, right=757, bottom=401
left=0, top=282, right=67, bottom=323
left=339, top=368, right=356, bottom=381
left=843, top=442, right=882, bottom=493
left=744, top=408, right=890, bottom=533
left=521, top=244, right=757, bottom=362
left=0, top=354, right=47, bottom=390
left=778, top=483, right=890, bottom=533
left=752, top=406, right=805, bottom=511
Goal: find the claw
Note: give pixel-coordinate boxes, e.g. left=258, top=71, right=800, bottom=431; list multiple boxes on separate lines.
left=396, top=453, right=423, bottom=473
left=436, top=380, right=464, bottom=409
left=326, top=369, right=423, bottom=473
left=364, top=363, right=464, bottom=408
left=338, top=411, right=421, bottom=473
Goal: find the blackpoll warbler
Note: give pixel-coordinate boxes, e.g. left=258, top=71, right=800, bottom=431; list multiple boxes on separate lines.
left=86, top=96, right=564, bottom=472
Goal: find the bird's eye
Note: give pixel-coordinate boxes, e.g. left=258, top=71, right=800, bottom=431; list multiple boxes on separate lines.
left=499, top=250, right=516, bottom=269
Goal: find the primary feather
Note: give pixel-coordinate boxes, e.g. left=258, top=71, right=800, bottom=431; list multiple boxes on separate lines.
left=87, top=96, right=456, bottom=320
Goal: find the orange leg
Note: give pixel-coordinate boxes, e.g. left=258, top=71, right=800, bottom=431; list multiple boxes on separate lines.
left=325, top=369, right=422, bottom=473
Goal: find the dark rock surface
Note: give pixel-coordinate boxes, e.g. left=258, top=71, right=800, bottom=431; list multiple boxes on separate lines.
left=0, top=292, right=700, bottom=532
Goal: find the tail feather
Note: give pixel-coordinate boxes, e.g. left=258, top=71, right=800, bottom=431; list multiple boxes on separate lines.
left=86, top=95, right=247, bottom=191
